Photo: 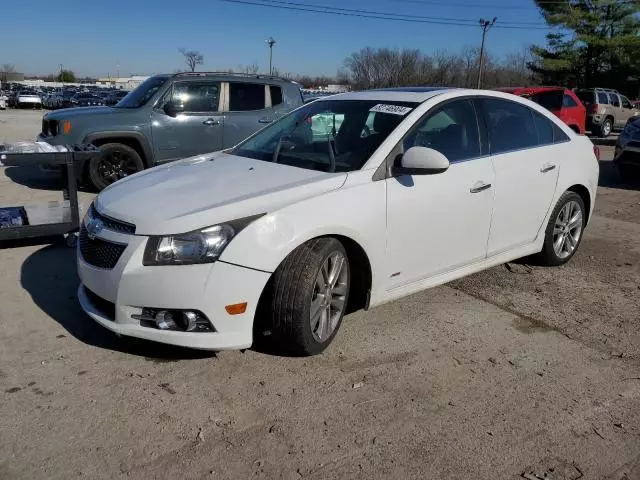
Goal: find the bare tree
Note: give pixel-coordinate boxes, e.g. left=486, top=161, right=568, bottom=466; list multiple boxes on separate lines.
left=178, top=48, right=204, bottom=72
left=1, top=63, right=15, bottom=73
left=343, top=46, right=541, bottom=90
left=242, top=63, right=259, bottom=74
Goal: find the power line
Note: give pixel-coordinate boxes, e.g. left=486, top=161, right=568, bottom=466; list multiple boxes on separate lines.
left=249, top=0, right=547, bottom=25
left=217, top=0, right=551, bottom=29
left=385, top=0, right=637, bottom=9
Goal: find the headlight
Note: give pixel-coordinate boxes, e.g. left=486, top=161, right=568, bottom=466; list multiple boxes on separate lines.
left=142, top=214, right=263, bottom=266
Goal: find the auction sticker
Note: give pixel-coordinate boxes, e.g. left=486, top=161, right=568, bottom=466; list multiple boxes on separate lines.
left=369, top=104, right=412, bottom=116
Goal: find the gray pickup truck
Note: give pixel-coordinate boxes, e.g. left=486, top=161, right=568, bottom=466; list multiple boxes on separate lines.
left=39, top=72, right=304, bottom=190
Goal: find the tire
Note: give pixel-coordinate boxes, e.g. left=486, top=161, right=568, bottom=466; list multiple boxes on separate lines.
left=537, top=191, right=586, bottom=266
left=600, top=118, right=613, bottom=138
left=88, top=142, right=145, bottom=191
left=270, top=237, right=350, bottom=355
left=618, top=164, right=638, bottom=184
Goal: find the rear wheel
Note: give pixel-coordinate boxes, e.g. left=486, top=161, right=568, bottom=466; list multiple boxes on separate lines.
left=600, top=118, right=613, bottom=137
left=88, top=142, right=144, bottom=191
left=270, top=238, right=350, bottom=355
left=537, top=191, right=586, bottom=266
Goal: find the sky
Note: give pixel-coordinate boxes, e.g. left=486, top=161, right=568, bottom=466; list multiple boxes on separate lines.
left=0, top=0, right=551, bottom=78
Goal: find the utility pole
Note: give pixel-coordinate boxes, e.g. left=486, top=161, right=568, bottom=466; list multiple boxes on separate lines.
left=477, top=17, right=497, bottom=89
left=266, top=37, right=276, bottom=75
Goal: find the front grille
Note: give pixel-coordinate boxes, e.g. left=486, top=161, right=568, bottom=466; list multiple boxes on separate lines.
left=90, top=204, right=136, bottom=234
left=41, top=119, right=58, bottom=136
left=79, top=226, right=127, bottom=269
left=84, top=287, right=115, bottom=321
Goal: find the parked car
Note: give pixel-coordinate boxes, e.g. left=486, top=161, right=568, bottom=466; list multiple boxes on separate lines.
left=40, top=72, right=305, bottom=190
left=70, top=94, right=105, bottom=107
left=13, top=90, right=42, bottom=109
left=614, top=116, right=640, bottom=183
left=76, top=88, right=599, bottom=354
left=497, top=86, right=586, bottom=134
left=103, top=90, right=129, bottom=106
left=575, top=88, right=639, bottom=137
left=0, top=92, right=7, bottom=110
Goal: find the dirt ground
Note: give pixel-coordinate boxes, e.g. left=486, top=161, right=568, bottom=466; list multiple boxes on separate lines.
left=1, top=110, right=639, bottom=480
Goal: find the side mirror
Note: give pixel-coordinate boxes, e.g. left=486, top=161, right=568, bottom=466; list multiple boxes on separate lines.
left=393, top=146, right=450, bottom=176
left=163, top=100, right=184, bottom=117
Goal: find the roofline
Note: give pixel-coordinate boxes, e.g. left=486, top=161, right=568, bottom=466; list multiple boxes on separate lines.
left=168, top=71, right=300, bottom=84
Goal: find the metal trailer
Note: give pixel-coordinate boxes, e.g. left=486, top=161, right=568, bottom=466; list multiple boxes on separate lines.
left=0, top=145, right=100, bottom=245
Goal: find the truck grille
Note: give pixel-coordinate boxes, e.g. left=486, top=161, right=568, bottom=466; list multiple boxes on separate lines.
left=89, top=205, right=136, bottom=234
left=41, top=119, right=58, bottom=136
left=79, top=226, right=127, bottom=269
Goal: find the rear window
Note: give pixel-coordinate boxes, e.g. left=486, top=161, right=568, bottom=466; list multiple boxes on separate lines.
left=527, top=90, right=563, bottom=111
left=229, top=82, right=266, bottom=111
left=576, top=90, right=593, bottom=104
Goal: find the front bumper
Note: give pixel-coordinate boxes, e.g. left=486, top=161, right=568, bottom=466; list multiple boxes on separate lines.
left=614, top=140, right=640, bottom=166
left=77, top=220, right=271, bottom=350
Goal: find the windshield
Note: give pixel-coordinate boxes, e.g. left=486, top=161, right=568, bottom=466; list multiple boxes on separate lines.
left=233, top=99, right=417, bottom=172
left=116, top=76, right=169, bottom=109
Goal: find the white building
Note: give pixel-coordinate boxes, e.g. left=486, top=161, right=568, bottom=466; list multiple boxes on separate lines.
left=96, top=75, right=149, bottom=90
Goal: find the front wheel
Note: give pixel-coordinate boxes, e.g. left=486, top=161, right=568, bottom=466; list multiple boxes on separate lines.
left=537, top=191, right=586, bottom=266
left=88, top=143, right=144, bottom=191
left=270, top=238, right=350, bottom=355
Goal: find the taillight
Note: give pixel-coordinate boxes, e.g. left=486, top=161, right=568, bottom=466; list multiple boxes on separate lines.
left=593, top=145, right=600, bottom=160
left=590, top=104, right=598, bottom=115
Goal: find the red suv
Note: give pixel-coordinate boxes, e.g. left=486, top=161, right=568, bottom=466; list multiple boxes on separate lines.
left=496, top=87, right=586, bottom=134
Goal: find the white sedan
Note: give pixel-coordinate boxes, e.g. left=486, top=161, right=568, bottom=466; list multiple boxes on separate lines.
left=77, top=88, right=599, bottom=355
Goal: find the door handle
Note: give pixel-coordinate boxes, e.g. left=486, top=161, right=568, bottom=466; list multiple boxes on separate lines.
left=470, top=182, right=492, bottom=193
left=540, top=163, right=557, bottom=173
left=202, top=118, right=220, bottom=126
left=258, top=118, right=273, bottom=124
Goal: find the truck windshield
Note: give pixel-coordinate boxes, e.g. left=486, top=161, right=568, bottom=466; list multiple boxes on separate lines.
left=116, top=76, right=169, bottom=109
left=233, top=99, right=417, bottom=172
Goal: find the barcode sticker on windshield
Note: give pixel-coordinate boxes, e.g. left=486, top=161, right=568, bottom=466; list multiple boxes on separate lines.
left=369, top=104, right=412, bottom=116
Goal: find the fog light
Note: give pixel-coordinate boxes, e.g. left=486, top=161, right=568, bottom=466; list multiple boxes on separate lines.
left=134, top=308, right=215, bottom=332
left=155, top=310, right=178, bottom=330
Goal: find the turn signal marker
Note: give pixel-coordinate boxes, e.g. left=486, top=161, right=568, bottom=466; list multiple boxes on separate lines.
left=63, top=120, right=72, bottom=135
left=225, top=303, right=247, bottom=315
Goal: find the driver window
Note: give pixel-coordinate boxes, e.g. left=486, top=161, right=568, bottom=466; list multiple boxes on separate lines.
left=404, top=99, right=481, bottom=162
left=171, top=81, right=220, bottom=113
left=621, top=96, right=632, bottom=109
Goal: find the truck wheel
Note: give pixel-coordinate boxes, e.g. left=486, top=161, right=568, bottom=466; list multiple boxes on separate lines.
left=600, top=118, right=613, bottom=138
left=270, top=238, right=350, bottom=356
left=89, top=143, right=144, bottom=191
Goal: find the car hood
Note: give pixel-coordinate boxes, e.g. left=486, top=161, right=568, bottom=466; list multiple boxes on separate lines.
left=95, top=152, right=347, bottom=235
left=45, top=106, right=118, bottom=118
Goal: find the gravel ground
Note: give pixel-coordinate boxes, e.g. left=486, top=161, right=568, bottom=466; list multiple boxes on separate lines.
left=1, top=110, right=639, bottom=480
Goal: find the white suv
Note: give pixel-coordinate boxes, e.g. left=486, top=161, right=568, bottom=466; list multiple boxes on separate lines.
left=78, top=88, right=599, bottom=355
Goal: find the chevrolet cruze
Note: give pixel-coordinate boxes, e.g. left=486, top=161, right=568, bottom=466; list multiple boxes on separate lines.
left=77, top=88, right=599, bottom=355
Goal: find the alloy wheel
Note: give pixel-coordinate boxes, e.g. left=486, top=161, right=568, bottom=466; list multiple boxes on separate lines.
left=98, top=150, right=140, bottom=184
left=552, top=200, right=583, bottom=259
left=310, top=251, right=349, bottom=342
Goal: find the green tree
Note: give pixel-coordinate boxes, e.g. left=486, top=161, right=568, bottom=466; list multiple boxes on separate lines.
left=531, top=0, right=640, bottom=93
left=57, top=70, right=76, bottom=83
